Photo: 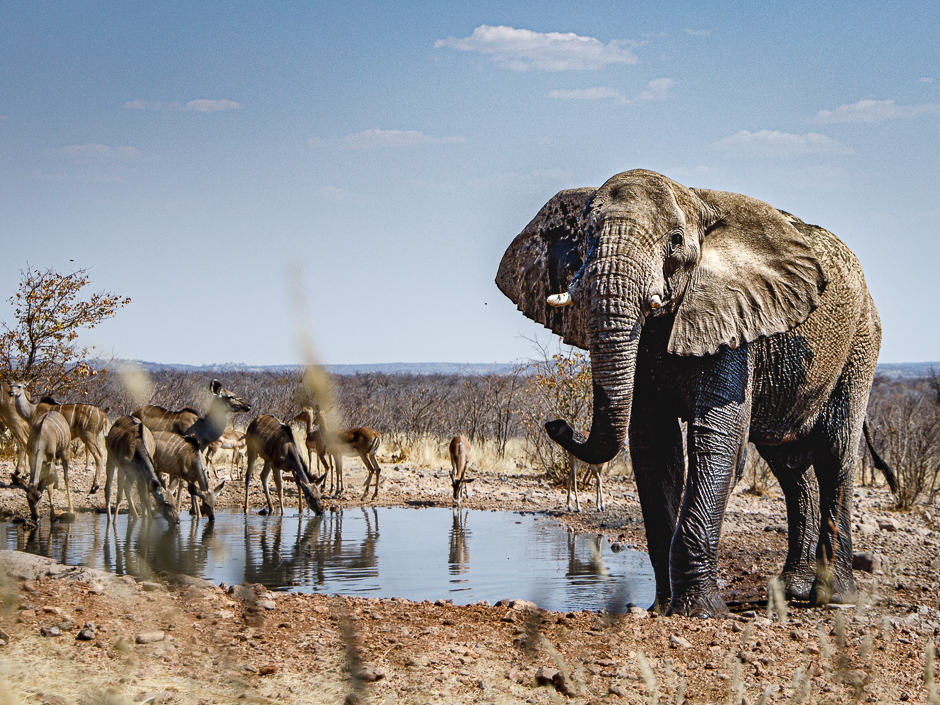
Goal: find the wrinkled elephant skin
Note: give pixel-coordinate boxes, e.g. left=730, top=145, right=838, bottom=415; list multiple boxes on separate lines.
left=496, top=169, right=882, bottom=617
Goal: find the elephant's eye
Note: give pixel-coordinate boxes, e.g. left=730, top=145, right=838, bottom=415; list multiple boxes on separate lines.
left=670, top=231, right=684, bottom=248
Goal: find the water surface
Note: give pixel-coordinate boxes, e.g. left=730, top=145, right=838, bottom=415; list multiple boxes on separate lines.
left=4, top=507, right=654, bottom=612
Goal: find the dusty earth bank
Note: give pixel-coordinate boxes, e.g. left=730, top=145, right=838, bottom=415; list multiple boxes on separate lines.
left=0, top=457, right=938, bottom=705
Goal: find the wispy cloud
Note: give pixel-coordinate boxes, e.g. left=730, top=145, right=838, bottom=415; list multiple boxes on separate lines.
left=435, top=25, right=639, bottom=71
left=548, top=78, right=675, bottom=105
left=44, top=144, right=142, bottom=161
left=810, top=98, right=940, bottom=123
left=685, top=28, right=711, bottom=36
left=921, top=77, right=934, bottom=83
left=0, top=115, right=10, bottom=121
left=310, top=129, right=466, bottom=150
left=713, top=130, right=852, bottom=157
left=124, top=99, right=243, bottom=112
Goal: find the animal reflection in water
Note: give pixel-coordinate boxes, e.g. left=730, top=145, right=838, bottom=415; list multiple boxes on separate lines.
left=243, top=508, right=380, bottom=589
left=448, top=509, right=470, bottom=576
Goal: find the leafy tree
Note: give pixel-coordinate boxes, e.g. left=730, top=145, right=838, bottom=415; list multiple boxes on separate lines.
left=0, top=266, right=130, bottom=394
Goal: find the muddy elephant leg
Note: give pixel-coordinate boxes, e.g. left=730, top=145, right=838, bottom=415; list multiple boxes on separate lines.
left=669, top=352, right=751, bottom=618
left=757, top=444, right=818, bottom=601
left=629, top=400, right=685, bottom=613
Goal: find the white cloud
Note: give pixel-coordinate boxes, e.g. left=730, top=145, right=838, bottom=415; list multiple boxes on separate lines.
left=435, top=25, right=638, bottom=71
left=124, top=99, right=243, bottom=112
left=921, top=77, right=934, bottom=83
left=185, top=99, right=242, bottom=113
left=811, top=98, right=940, bottom=123
left=45, top=144, right=142, bottom=161
left=685, top=29, right=711, bottom=36
left=712, top=130, right=852, bottom=157
left=0, top=115, right=10, bottom=121
left=548, top=78, right=674, bottom=105
left=310, top=129, right=466, bottom=150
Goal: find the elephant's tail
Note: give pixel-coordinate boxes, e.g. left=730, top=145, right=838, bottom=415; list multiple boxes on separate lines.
left=863, top=419, right=897, bottom=494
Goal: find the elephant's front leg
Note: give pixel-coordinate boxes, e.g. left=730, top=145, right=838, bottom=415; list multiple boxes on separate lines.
left=629, top=400, right=685, bottom=613
left=669, top=356, right=752, bottom=618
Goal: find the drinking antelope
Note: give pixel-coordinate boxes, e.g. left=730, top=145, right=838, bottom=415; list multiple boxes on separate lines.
left=206, top=428, right=247, bottom=477
left=545, top=421, right=608, bottom=512
left=448, top=435, right=473, bottom=506
left=132, top=379, right=250, bottom=451
left=0, top=380, right=30, bottom=474
left=8, top=381, right=109, bottom=493
left=11, top=410, right=73, bottom=522
left=104, top=416, right=179, bottom=524
left=152, top=430, right=223, bottom=521
left=313, top=406, right=383, bottom=500
left=292, top=407, right=333, bottom=490
left=243, top=414, right=323, bottom=515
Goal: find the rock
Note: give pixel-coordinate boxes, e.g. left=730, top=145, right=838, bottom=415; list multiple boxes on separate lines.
left=510, top=599, right=538, bottom=612
left=255, top=599, right=276, bottom=610
left=41, top=695, right=71, bottom=705
left=878, top=517, right=900, bottom=532
left=43, top=606, right=62, bottom=615
left=0, top=627, right=10, bottom=642
left=136, top=631, right=166, bottom=644
left=141, top=582, right=162, bottom=592
left=23, top=580, right=38, bottom=593
left=535, top=666, right=559, bottom=686
left=500, top=611, right=516, bottom=623
left=358, top=666, right=384, bottom=682
left=627, top=606, right=649, bottom=619
left=133, top=692, right=175, bottom=703
left=609, top=685, right=625, bottom=697
left=854, top=551, right=890, bottom=575
left=670, top=634, right=692, bottom=648
left=76, top=623, right=97, bottom=641
left=259, top=665, right=278, bottom=676
left=40, top=626, right=61, bottom=637
left=842, top=669, right=871, bottom=687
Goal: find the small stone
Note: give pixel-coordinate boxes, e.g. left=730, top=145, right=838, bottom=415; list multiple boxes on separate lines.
left=41, top=695, right=71, bottom=705
left=136, top=631, right=166, bottom=644
left=500, top=611, right=516, bottom=623
left=76, top=623, right=97, bottom=641
left=670, top=634, right=692, bottom=648
left=22, top=580, right=38, bottom=593
left=358, top=666, right=384, bottom=682
left=43, top=606, right=62, bottom=615
left=141, top=582, right=162, bottom=592
left=510, top=600, right=538, bottom=612
left=256, top=600, right=276, bottom=610
left=0, top=627, right=10, bottom=642
left=535, top=666, right=559, bottom=686
left=731, top=622, right=745, bottom=633
left=443, top=619, right=456, bottom=626
left=842, top=670, right=871, bottom=687
left=609, top=685, right=625, bottom=697
left=40, top=626, right=61, bottom=638
left=259, top=665, right=278, bottom=676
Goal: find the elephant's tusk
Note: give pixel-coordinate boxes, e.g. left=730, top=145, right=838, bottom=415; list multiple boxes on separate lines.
left=547, top=292, right=572, bottom=307
left=649, top=294, right=662, bottom=310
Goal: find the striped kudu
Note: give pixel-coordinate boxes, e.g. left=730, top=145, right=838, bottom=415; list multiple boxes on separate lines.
left=132, top=380, right=250, bottom=451
left=314, top=405, right=383, bottom=500
left=10, top=410, right=73, bottom=522
left=292, top=407, right=333, bottom=492
left=0, top=380, right=30, bottom=474
left=7, top=381, right=109, bottom=493
left=244, top=414, right=323, bottom=516
left=153, top=431, right=223, bottom=521
left=104, top=416, right=179, bottom=524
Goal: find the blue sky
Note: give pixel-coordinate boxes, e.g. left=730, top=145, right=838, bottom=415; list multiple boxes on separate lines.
left=1, top=1, right=938, bottom=365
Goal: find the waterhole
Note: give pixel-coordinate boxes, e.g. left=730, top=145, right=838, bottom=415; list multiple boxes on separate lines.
left=4, top=507, right=654, bottom=612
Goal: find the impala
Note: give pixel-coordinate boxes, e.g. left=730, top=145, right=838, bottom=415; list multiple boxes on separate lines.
left=545, top=422, right=608, bottom=512
left=314, top=405, right=383, bottom=500
left=448, top=435, right=473, bottom=507
left=292, top=407, right=333, bottom=490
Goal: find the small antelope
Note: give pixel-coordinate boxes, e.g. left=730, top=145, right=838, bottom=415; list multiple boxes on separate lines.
left=11, top=410, right=73, bottom=522
left=104, top=416, right=179, bottom=524
left=8, top=381, right=109, bottom=494
left=448, top=435, right=473, bottom=506
left=244, top=414, right=323, bottom=515
left=206, top=428, right=247, bottom=476
left=0, top=380, right=30, bottom=474
left=132, top=379, right=250, bottom=451
left=152, top=431, right=224, bottom=521
left=292, top=407, right=333, bottom=490
left=545, top=420, right=608, bottom=512
left=314, top=406, right=383, bottom=500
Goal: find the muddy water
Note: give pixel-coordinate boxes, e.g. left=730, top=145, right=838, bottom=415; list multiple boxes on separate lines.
left=3, top=507, right=654, bottom=612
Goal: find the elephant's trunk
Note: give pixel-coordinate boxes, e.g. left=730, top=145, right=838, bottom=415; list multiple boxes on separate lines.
left=546, top=241, right=646, bottom=465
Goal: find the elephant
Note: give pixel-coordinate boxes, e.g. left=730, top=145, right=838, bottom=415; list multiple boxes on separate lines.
left=496, top=168, right=891, bottom=618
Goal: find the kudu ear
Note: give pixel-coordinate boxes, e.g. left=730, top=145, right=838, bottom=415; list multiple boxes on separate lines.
left=214, top=480, right=226, bottom=495
left=496, top=188, right=597, bottom=350
left=209, top=379, right=222, bottom=395
left=668, top=189, right=828, bottom=357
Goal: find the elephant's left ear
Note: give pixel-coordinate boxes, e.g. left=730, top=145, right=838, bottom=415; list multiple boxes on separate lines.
left=668, top=189, right=828, bottom=356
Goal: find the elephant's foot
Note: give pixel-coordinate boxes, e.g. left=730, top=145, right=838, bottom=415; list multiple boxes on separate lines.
left=667, top=590, right=729, bottom=619
left=810, top=566, right=858, bottom=606
left=780, top=568, right=816, bottom=602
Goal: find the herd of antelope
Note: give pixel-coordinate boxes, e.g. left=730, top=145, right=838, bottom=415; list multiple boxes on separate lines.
left=0, top=377, right=530, bottom=525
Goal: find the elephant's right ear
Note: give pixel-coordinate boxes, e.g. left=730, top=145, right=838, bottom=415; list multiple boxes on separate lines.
left=495, top=188, right=596, bottom=350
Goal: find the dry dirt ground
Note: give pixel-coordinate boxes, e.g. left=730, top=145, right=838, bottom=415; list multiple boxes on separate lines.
left=0, top=455, right=939, bottom=705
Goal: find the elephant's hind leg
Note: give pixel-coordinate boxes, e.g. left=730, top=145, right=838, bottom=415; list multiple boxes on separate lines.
left=757, top=444, right=818, bottom=601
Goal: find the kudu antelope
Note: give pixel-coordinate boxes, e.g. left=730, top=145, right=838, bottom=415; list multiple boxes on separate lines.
left=0, top=380, right=30, bottom=474
left=104, top=416, right=179, bottom=524
left=448, top=435, right=474, bottom=506
left=153, top=431, right=224, bottom=521
left=206, top=428, right=247, bottom=477
left=11, top=410, right=73, bottom=522
left=292, top=407, right=333, bottom=490
left=314, top=405, right=383, bottom=500
left=8, top=381, right=109, bottom=493
left=243, top=414, right=323, bottom=515
left=132, top=379, right=250, bottom=451
left=545, top=421, right=607, bottom=512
